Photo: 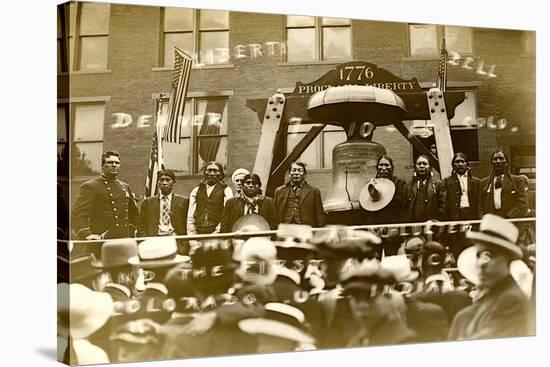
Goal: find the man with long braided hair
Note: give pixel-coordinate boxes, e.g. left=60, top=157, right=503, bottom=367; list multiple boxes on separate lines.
left=480, top=150, right=529, bottom=219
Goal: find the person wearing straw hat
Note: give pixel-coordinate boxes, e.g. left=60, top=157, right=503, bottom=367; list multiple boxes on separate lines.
left=138, top=169, right=189, bottom=238
left=220, top=173, right=279, bottom=233
left=360, top=155, right=407, bottom=256
left=448, top=214, right=531, bottom=340
left=231, top=167, right=250, bottom=196
left=57, top=283, right=113, bottom=364
left=239, top=302, right=316, bottom=352
left=72, top=150, right=139, bottom=240
left=136, top=237, right=190, bottom=285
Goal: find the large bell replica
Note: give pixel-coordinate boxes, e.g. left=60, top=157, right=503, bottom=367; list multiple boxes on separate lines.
left=307, top=85, right=407, bottom=224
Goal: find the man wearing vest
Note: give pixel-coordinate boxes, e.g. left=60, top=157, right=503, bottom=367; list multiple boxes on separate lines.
left=187, top=161, right=233, bottom=235
left=274, top=162, right=326, bottom=228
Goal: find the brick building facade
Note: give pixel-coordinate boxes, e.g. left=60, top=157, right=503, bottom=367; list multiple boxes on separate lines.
left=57, top=1, right=536, bottom=210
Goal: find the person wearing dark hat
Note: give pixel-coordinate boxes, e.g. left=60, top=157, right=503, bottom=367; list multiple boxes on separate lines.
left=187, top=161, right=233, bottom=235
left=138, top=169, right=189, bottom=239
left=404, top=155, right=445, bottom=223
left=72, top=150, right=139, bottom=240
left=321, top=257, right=416, bottom=348
left=220, top=173, right=279, bottom=232
left=274, top=162, right=326, bottom=228
left=480, top=150, right=529, bottom=219
left=448, top=214, right=531, bottom=340
left=91, top=238, right=144, bottom=296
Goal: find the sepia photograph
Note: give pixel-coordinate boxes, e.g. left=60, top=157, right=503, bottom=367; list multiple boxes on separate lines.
left=53, top=0, right=540, bottom=365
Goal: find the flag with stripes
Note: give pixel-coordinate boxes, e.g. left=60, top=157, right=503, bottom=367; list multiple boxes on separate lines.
left=144, top=104, right=166, bottom=197
left=163, top=47, right=193, bottom=144
left=436, top=38, right=448, bottom=93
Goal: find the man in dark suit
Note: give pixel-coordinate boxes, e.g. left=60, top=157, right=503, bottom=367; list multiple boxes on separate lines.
left=72, top=150, right=139, bottom=240
left=442, top=152, right=482, bottom=221
left=442, top=153, right=482, bottom=257
left=448, top=214, right=531, bottom=340
left=404, top=155, right=445, bottom=222
left=274, top=162, right=326, bottom=228
left=220, top=173, right=278, bottom=232
left=138, top=169, right=189, bottom=238
left=480, top=150, right=529, bottom=218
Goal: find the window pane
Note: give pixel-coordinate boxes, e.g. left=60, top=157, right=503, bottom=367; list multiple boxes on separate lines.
left=287, top=28, right=316, bottom=62
left=197, top=137, right=228, bottom=172
left=322, top=17, right=350, bottom=26
left=323, top=130, right=347, bottom=168
left=445, top=26, right=472, bottom=54
left=197, top=100, right=228, bottom=135
left=199, top=10, right=229, bottom=29
left=80, top=36, right=108, bottom=70
left=160, top=101, right=192, bottom=137
left=286, top=15, right=315, bottom=27
left=163, top=139, right=191, bottom=173
left=57, top=107, right=67, bottom=142
left=199, top=31, right=229, bottom=64
left=323, top=27, right=351, bottom=59
left=164, top=7, right=193, bottom=31
left=409, top=24, right=438, bottom=56
left=74, top=105, right=105, bottom=141
left=450, top=91, right=477, bottom=127
left=287, top=133, right=319, bottom=168
left=57, top=6, right=63, bottom=38
left=164, top=32, right=193, bottom=66
left=80, top=3, right=110, bottom=35
left=73, top=142, right=103, bottom=175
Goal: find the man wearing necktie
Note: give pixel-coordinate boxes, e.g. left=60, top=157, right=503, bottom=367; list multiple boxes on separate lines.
left=480, top=150, right=529, bottom=219
left=138, top=169, right=189, bottom=238
left=274, top=162, right=326, bottom=228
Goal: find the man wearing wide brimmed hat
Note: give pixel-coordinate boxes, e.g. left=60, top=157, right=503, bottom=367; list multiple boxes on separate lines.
left=448, top=214, right=531, bottom=340
left=239, top=302, right=316, bottom=352
left=91, top=238, right=144, bottom=295
left=136, top=237, right=190, bottom=284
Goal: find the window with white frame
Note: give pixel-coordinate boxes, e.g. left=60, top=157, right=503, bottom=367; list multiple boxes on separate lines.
left=161, top=97, right=228, bottom=174
left=75, top=2, right=110, bottom=71
left=72, top=103, right=106, bottom=176
left=410, top=90, right=479, bottom=161
left=162, top=8, right=229, bottom=67
left=287, top=123, right=347, bottom=169
left=409, top=24, right=472, bottom=57
left=285, top=16, right=352, bottom=63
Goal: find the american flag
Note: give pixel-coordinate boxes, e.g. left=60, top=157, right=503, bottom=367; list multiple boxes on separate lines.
left=163, top=47, right=193, bottom=143
left=144, top=100, right=166, bottom=197
left=436, top=38, right=448, bottom=93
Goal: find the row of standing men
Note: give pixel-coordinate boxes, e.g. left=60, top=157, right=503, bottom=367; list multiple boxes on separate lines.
left=71, top=149, right=531, bottom=252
